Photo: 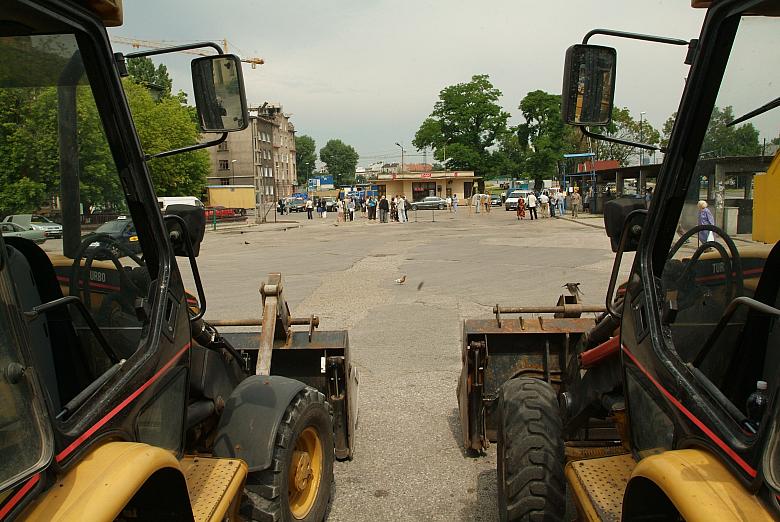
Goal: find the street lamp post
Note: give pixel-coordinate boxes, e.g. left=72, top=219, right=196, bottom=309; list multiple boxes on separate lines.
left=231, top=159, right=237, bottom=186
left=639, top=112, right=646, bottom=166
left=395, top=142, right=405, bottom=173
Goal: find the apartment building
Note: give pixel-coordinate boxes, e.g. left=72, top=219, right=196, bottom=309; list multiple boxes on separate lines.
left=206, top=104, right=297, bottom=217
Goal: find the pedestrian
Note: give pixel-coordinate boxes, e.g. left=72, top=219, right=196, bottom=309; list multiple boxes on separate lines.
left=391, top=196, right=398, bottom=222
left=452, top=194, right=458, bottom=213
left=526, top=192, right=538, bottom=220
left=305, top=198, right=314, bottom=220
left=336, top=199, right=345, bottom=223
left=378, top=195, right=389, bottom=223
left=348, top=198, right=356, bottom=221
left=278, top=198, right=285, bottom=215
left=539, top=192, right=549, bottom=218
left=697, top=200, right=715, bottom=245
left=549, top=193, right=556, bottom=217
left=516, top=196, right=525, bottom=220
left=472, top=192, right=481, bottom=214
left=645, top=187, right=654, bottom=209
left=446, top=195, right=452, bottom=212
left=570, top=187, right=582, bottom=218
left=483, top=194, right=491, bottom=213
left=398, top=195, right=407, bottom=223
left=368, top=196, right=377, bottom=220
left=556, top=191, right=565, bottom=216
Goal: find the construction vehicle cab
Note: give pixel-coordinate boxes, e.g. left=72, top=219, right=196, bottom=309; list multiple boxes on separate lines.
left=459, top=1, right=780, bottom=520
left=0, top=1, right=356, bottom=520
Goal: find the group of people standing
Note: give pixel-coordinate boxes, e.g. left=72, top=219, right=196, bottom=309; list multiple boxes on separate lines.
left=515, top=189, right=577, bottom=220
left=366, top=195, right=408, bottom=223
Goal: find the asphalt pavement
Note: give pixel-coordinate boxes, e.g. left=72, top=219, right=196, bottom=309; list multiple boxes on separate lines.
left=188, top=207, right=628, bottom=521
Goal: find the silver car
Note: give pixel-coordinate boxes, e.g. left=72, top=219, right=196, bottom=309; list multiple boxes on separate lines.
left=0, top=222, right=47, bottom=244
left=410, top=196, right=447, bottom=210
left=2, top=214, right=63, bottom=238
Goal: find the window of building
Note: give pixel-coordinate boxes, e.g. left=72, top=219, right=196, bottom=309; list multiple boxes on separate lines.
left=220, top=178, right=230, bottom=185
left=217, top=141, right=229, bottom=151
left=218, top=160, right=229, bottom=170
left=412, top=182, right=437, bottom=201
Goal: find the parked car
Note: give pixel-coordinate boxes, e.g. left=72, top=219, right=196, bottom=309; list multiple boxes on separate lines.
left=2, top=214, right=63, bottom=238
left=286, top=198, right=306, bottom=213
left=410, top=196, right=447, bottom=211
left=504, top=190, right=531, bottom=211
left=0, top=222, right=47, bottom=244
left=322, top=197, right=338, bottom=212
left=88, top=216, right=141, bottom=258
left=490, top=195, right=502, bottom=206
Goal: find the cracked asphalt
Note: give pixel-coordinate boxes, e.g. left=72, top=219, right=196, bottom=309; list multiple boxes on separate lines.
left=188, top=208, right=626, bottom=521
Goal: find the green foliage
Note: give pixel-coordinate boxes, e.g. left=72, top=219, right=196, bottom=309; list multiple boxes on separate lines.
left=590, top=107, right=660, bottom=166
left=127, top=56, right=173, bottom=98
left=413, top=74, right=510, bottom=177
left=701, top=106, right=760, bottom=157
left=295, top=135, right=317, bottom=185
left=319, top=139, right=359, bottom=185
left=516, top=90, right=567, bottom=186
left=124, top=80, right=210, bottom=197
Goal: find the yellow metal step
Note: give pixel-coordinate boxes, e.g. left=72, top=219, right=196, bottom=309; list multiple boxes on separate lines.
left=181, top=456, right=247, bottom=522
left=565, top=453, right=635, bottom=522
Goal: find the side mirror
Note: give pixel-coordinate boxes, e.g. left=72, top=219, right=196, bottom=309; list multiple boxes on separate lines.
left=191, top=54, right=249, bottom=133
left=164, top=204, right=206, bottom=257
left=561, top=44, right=617, bottom=126
left=604, top=198, right=646, bottom=252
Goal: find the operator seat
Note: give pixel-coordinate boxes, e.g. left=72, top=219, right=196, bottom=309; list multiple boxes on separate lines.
left=5, top=237, right=90, bottom=410
left=722, top=240, right=780, bottom=409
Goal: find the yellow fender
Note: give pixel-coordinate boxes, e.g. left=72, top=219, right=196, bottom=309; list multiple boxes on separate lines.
left=22, top=442, right=188, bottom=521
left=627, top=449, right=774, bottom=521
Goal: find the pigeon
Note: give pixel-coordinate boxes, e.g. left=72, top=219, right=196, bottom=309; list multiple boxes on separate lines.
left=244, top=241, right=250, bottom=245
left=395, top=275, right=406, bottom=285
left=563, top=282, right=583, bottom=297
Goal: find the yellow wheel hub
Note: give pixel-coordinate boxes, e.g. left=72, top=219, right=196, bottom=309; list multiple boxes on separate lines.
left=288, top=426, right=323, bottom=519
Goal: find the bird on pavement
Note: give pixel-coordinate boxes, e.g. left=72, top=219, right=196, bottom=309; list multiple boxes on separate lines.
left=395, top=275, right=406, bottom=285
left=563, top=282, right=583, bottom=298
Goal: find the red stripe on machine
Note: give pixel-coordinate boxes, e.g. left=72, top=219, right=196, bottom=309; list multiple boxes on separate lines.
left=621, top=345, right=757, bottom=478
left=55, top=342, right=192, bottom=463
left=0, top=473, right=40, bottom=520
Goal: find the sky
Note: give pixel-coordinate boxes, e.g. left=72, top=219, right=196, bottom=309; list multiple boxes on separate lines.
left=110, top=1, right=711, bottom=166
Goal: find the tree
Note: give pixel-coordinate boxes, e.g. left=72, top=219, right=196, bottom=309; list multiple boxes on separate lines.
left=590, top=107, right=661, bottom=166
left=516, top=90, right=567, bottom=188
left=701, top=106, right=760, bottom=157
left=295, top=135, right=317, bottom=185
left=413, top=74, right=510, bottom=177
left=127, top=56, right=173, bottom=98
left=319, top=139, right=359, bottom=185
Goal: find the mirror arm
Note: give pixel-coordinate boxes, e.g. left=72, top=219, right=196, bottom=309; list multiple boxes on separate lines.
left=163, top=214, right=207, bottom=321
left=606, top=210, right=647, bottom=319
left=582, top=29, right=689, bottom=47
left=145, top=132, right=227, bottom=161
left=581, top=127, right=663, bottom=153
left=124, top=41, right=224, bottom=60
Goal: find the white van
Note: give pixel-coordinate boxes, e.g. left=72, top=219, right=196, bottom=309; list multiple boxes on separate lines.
left=504, top=190, right=530, bottom=211
left=158, top=196, right=205, bottom=211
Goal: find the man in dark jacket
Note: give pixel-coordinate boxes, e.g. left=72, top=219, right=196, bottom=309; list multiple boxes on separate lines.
left=378, top=196, right=390, bottom=223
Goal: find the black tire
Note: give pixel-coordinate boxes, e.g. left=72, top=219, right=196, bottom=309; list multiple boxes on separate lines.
left=497, top=378, right=565, bottom=522
left=411, top=205, right=417, bottom=211
left=242, top=387, right=334, bottom=522
left=438, top=204, right=444, bottom=210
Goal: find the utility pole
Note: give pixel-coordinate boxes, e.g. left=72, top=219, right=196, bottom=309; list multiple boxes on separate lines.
left=395, top=142, right=405, bottom=173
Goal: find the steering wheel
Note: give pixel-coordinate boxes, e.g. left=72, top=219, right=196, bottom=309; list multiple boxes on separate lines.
left=69, top=233, right=145, bottom=313
left=666, top=224, right=744, bottom=307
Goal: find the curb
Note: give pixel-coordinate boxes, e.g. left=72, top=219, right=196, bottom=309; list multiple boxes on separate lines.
left=554, top=215, right=604, bottom=230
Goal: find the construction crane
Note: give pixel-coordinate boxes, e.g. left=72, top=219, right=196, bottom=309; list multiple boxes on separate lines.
left=110, top=36, right=265, bottom=68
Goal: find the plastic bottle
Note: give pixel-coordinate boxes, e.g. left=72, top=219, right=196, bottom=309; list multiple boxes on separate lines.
left=746, top=380, right=769, bottom=428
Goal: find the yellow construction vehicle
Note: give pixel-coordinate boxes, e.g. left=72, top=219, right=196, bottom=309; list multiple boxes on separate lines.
left=0, top=1, right=356, bottom=520
left=459, top=1, right=780, bottom=520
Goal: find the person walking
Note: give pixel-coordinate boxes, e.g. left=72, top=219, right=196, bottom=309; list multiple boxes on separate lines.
left=347, top=198, right=356, bottom=222
left=472, top=192, right=481, bottom=214
left=446, top=195, right=452, bottom=212
left=336, top=199, right=345, bottom=223
left=391, top=196, right=398, bottom=222
left=570, top=187, right=582, bottom=218
left=378, top=195, right=389, bottom=223
left=398, top=195, right=407, bottom=223
left=516, top=197, right=525, bottom=220
left=484, top=194, right=491, bottom=213
left=556, top=191, right=565, bottom=216
left=305, top=198, right=314, bottom=220
left=368, top=196, right=377, bottom=220
left=539, top=192, right=550, bottom=218
left=526, top=192, right=538, bottom=220
left=452, top=194, right=458, bottom=213
left=321, top=199, right=328, bottom=219
left=697, top=200, right=715, bottom=245
left=278, top=198, right=286, bottom=216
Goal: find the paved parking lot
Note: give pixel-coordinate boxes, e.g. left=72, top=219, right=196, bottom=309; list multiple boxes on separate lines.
left=192, top=208, right=625, bottom=521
